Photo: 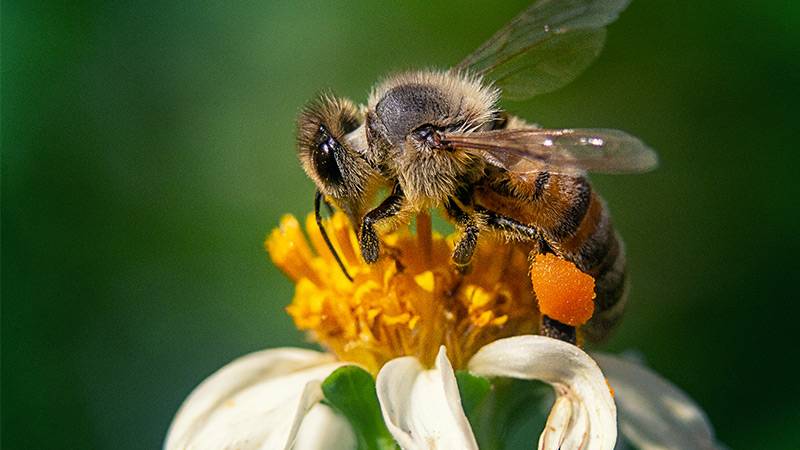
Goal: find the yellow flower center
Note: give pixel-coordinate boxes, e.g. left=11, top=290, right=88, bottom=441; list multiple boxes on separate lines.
left=266, top=211, right=538, bottom=374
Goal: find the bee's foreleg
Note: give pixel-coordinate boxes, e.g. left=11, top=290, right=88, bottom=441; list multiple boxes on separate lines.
left=540, top=315, right=577, bottom=345
left=445, top=199, right=480, bottom=267
left=360, top=187, right=404, bottom=263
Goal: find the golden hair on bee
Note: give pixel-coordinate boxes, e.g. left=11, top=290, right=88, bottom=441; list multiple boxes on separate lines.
left=367, top=70, right=499, bottom=133
left=364, top=70, right=501, bottom=208
left=297, top=94, right=360, bottom=146
left=296, top=94, right=379, bottom=224
left=294, top=0, right=658, bottom=344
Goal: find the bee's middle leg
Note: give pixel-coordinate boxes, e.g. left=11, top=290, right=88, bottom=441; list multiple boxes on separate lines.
left=360, top=188, right=404, bottom=263
left=445, top=199, right=480, bottom=267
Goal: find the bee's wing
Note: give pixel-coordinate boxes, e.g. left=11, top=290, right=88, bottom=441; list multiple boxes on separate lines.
left=443, top=128, right=658, bottom=175
left=454, top=0, right=630, bottom=101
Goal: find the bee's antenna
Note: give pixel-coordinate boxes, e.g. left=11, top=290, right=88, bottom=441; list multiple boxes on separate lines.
left=315, top=190, right=354, bottom=282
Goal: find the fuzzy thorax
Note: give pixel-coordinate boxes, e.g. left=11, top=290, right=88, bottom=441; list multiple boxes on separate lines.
left=365, top=70, right=500, bottom=206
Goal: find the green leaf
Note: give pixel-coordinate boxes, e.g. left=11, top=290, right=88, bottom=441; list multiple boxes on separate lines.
left=321, top=366, right=398, bottom=450
left=457, top=373, right=553, bottom=450
left=455, top=370, right=491, bottom=417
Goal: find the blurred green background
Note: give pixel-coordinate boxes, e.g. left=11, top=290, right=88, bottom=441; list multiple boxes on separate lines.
left=3, top=1, right=798, bottom=448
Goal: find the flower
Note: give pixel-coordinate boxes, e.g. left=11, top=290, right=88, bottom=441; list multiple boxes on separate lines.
left=165, top=212, right=723, bottom=450
left=270, top=212, right=539, bottom=373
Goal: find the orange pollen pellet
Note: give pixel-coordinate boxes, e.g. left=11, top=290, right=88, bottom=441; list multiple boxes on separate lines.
left=530, top=253, right=596, bottom=327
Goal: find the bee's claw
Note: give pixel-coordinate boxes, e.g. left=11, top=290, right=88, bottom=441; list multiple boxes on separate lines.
left=454, top=262, right=472, bottom=275
left=452, top=230, right=478, bottom=266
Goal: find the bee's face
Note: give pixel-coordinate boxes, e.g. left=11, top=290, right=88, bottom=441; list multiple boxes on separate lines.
left=296, top=95, right=376, bottom=222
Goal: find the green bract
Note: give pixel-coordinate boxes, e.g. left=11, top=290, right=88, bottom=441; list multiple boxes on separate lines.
left=322, top=366, right=398, bottom=450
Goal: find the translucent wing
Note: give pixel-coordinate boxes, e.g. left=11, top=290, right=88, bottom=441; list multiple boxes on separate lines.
left=454, top=0, right=631, bottom=100
left=443, top=128, right=657, bottom=175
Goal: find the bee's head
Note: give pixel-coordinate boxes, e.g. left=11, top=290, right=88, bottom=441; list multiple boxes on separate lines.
left=365, top=71, right=499, bottom=154
left=297, top=94, right=376, bottom=223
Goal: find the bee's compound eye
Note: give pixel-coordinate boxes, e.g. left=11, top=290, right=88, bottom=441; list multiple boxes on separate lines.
left=412, top=124, right=444, bottom=148
left=313, top=126, right=344, bottom=185
left=412, top=124, right=434, bottom=140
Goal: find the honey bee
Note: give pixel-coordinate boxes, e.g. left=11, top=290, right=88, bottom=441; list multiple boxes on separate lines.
left=295, top=0, right=657, bottom=343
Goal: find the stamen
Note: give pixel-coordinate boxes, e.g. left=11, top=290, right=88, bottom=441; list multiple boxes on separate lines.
left=266, top=211, right=540, bottom=374
left=416, top=212, right=432, bottom=268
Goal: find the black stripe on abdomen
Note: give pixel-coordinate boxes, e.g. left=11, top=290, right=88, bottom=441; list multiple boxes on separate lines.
left=551, top=177, right=592, bottom=240
left=582, top=230, right=627, bottom=341
left=532, top=171, right=550, bottom=200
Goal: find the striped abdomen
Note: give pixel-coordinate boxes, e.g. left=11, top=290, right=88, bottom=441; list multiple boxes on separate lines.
left=474, top=168, right=627, bottom=341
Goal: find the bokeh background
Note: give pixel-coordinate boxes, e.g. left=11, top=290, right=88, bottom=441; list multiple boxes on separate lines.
left=3, top=1, right=798, bottom=448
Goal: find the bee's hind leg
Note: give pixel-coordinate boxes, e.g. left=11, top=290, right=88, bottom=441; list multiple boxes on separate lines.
left=474, top=205, right=577, bottom=345
left=474, top=205, right=544, bottom=245
left=540, top=315, right=577, bottom=345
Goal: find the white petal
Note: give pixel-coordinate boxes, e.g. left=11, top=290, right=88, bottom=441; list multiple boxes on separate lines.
left=593, top=353, right=722, bottom=450
left=294, top=402, right=358, bottom=450
left=540, top=396, right=571, bottom=448
left=376, top=347, right=478, bottom=450
left=165, top=348, right=348, bottom=450
left=468, top=335, right=617, bottom=450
